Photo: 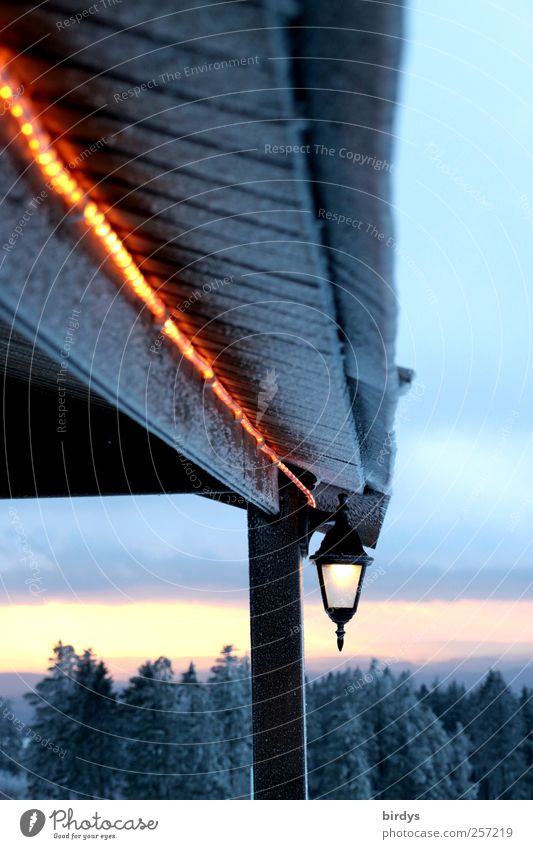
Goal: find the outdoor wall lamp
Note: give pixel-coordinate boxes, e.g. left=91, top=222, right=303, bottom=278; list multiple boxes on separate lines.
left=310, top=494, right=373, bottom=652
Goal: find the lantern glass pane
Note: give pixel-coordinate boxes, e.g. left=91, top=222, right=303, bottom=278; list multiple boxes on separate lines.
left=322, top=562, right=363, bottom=609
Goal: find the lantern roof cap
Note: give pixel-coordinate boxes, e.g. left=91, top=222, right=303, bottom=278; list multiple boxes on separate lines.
left=311, top=494, right=372, bottom=563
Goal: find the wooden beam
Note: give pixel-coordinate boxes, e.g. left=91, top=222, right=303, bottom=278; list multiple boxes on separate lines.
left=312, top=483, right=390, bottom=549
left=0, top=374, right=245, bottom=502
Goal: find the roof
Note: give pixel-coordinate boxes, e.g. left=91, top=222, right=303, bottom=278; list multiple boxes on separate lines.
left=0, top=0, right=408, bottom=544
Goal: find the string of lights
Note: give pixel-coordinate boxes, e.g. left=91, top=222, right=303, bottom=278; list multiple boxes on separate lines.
left=0, top=67, right=316, bottom=508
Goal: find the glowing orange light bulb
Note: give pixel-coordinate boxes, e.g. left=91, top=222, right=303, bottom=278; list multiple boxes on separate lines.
left=115, top=249, right=131, bottom=265
left=162, top=320, right=183, bottom=345
left=44, top=162, right=61, bottom=177
left=0, top=85, right=12, bottom=99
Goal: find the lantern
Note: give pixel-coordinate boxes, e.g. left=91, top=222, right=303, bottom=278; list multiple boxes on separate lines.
left=310, top=494, right=373, bottom=651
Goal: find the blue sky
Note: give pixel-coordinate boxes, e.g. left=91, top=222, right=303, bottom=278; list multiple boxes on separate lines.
left=378, top=0, right=533, bottom=593
left=1, top=1, right=532, bottom=669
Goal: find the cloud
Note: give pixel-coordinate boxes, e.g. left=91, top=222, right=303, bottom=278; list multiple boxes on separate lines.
left=0, top=496, right=249, bottom=604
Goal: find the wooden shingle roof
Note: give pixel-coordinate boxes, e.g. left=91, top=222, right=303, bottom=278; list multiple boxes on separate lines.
left=0, top=0, right=408, bottom=543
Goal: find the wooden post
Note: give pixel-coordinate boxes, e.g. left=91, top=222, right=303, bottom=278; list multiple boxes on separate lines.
left=247, top=475, right=308, bottom=799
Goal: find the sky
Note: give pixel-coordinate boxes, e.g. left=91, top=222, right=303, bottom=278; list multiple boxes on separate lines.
left=1, top=1, right=533, bottom=678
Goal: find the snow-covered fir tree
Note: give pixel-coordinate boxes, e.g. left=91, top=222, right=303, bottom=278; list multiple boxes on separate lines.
left=63, top=648, right=117, bottom=799
left=466, top=670, right=528, bottom=799
left=362, top=666, right=457, bottom=799
left=517, top=687, right=533, bottom=798
left=0, top=696, right=27, bottom=798
left=120, top=657, right=182, bottom=799
left=445, top=723, right=477, bottom=799
left=0, top=697, right=22, bottom=774
left=307, top=670, right=372, bottom=799
left=24, top=642, right=79, bottom=798
left=173, top=661, right=224, bottom=799
left=419, top=679, right=469, bottom=734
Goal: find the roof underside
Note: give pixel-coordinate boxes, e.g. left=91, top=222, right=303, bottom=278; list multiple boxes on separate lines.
left=0, top=0, right=406, bottom=539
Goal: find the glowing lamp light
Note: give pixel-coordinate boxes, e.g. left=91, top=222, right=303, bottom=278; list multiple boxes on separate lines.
left=310, top=493, right=372, bottom=651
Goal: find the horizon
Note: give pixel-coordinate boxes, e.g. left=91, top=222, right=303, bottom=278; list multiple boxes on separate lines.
left=3, top=652, right=533, bottom=704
